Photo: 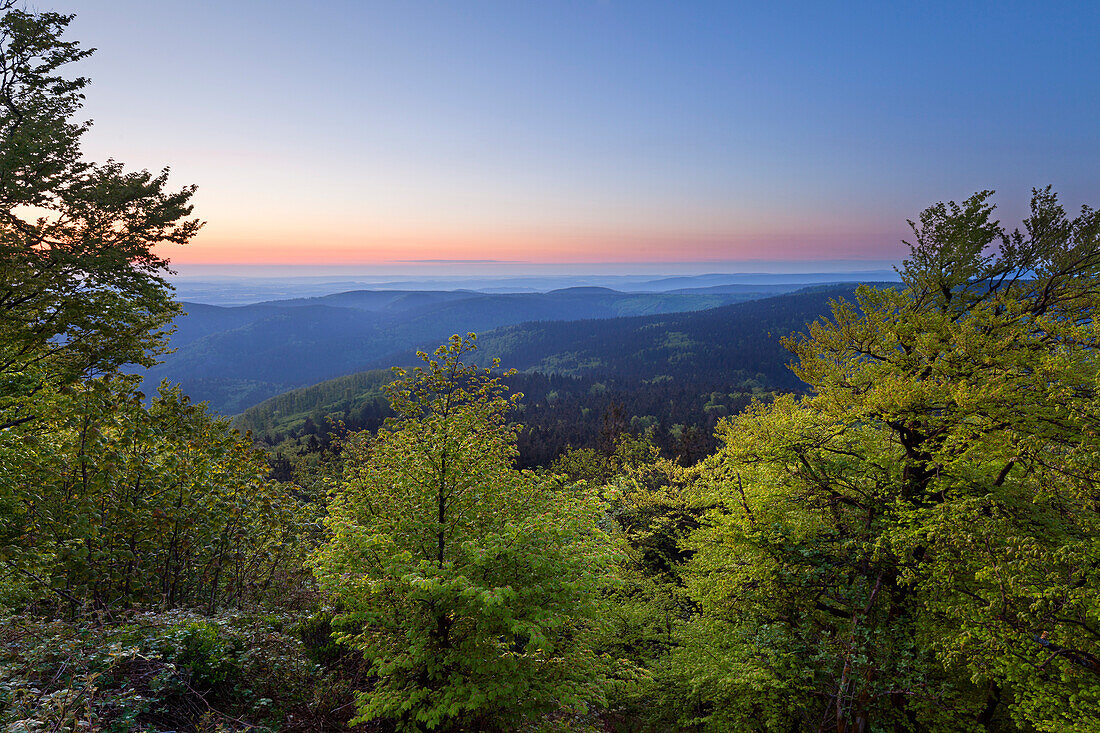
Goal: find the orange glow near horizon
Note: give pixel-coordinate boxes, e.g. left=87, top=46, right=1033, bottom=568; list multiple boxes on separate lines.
left=160, top=223, right=907, bottom=266
left=55, top=2, right=1097, bottom=277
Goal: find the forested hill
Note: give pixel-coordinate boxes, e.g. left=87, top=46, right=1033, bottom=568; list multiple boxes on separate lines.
left=474, top=285, right=863, bottom=387
left=237, top=284, right=866, bottom=465
left=367, top=283, right=869, bottom=387
left=143, top=285, right=804, bottom=413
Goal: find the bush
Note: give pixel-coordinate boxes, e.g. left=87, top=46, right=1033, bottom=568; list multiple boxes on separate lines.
left=0, top=611, right=358, bottom=732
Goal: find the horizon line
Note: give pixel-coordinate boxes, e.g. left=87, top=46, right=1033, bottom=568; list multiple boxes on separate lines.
left=168, top=259, right=903, bottom=268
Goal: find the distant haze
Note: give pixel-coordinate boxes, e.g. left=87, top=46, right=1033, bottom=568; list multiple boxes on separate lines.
left=168, top=265, right=903, bottom=306
left=170, top=260, right=902, bottom=279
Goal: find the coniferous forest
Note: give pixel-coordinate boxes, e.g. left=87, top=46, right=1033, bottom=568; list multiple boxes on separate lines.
left=4, top=6, right=1100, bottom=733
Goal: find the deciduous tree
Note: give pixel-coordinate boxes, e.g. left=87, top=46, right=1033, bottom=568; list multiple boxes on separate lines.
left=0, top=2, right=199, bottom=431
left=680, top=189, right=1100, bottom=731
left=314, top=335, right=618, bottom=732
left=1, top=375, right=305, bottom=613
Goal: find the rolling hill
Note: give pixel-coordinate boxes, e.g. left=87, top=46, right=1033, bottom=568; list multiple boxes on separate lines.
left=358, top=284, right=867, bottom=388
left=236, top=284, right=865, bottom=464
left=140, top=286, right=809, bottom=412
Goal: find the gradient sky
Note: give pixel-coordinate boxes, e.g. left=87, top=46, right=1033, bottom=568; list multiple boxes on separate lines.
left=51, top=0, right=1100, bottom=268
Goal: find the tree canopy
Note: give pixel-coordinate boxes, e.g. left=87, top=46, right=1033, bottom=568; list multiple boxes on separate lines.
left=0, top=2, right=199, bottom=431
left=313, top=335, right=619, bottom=732
left=674, top=188, right=1100, bottom=731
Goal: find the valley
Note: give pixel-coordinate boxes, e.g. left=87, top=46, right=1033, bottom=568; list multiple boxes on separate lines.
left=234, top=284, right=871, bottom=466
left=143, top=278, right=878, bottom=414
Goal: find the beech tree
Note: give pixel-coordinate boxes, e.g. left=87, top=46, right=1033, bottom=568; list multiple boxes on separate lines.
left=0, top=3, right=302, bottom=619
left=0, top=3, right=199, bottom=431
left=679, top=189, right=1100, bottom=731
left=1, top=375, right=304, bottom=612
left=313, top=335, right=618, bottom=732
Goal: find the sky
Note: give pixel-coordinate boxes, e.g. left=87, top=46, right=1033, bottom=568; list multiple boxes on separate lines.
left=50, top=0, right=1100, bottom=271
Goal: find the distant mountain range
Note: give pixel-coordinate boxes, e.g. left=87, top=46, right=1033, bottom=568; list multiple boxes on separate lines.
left=142, top=278, right=888, bottom=415
left=234, top=284, right=867, bottom=464
left=358, top=284, right=870, bottom=389
left=169, top=270, right=900, bottom=306
left=143, top=285, right=797, bottom=412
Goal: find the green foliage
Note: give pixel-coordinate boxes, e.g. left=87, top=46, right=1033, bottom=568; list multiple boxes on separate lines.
left=551, top=431, right=662, bottom=486
left=677, top=189, right=1100, bottom=731
left=0, top=2, right=310, bottom=617
left=594, top=458, right=702, bottom=729
left=8, top=6, right=1100, bottom=730
left=0, top=5, right=327, bottom=731
left=0, top=611, right=356, bottom=732
left=313, top=335, right=620, bottom=731
left=0, top=4, right=199, bottom=432
left=1, top=375, right=308, bottom=613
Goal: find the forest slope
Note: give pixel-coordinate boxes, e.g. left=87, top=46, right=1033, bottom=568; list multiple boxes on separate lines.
left=362, top=284, right=870, bottom=386
left=238, top=285, right=865, bottom=464
left=142, top=286, right=807, bottom=412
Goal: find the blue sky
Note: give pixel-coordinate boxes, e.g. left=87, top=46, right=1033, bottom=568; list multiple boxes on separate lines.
left=52, top=0, right=1100, bottom=267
